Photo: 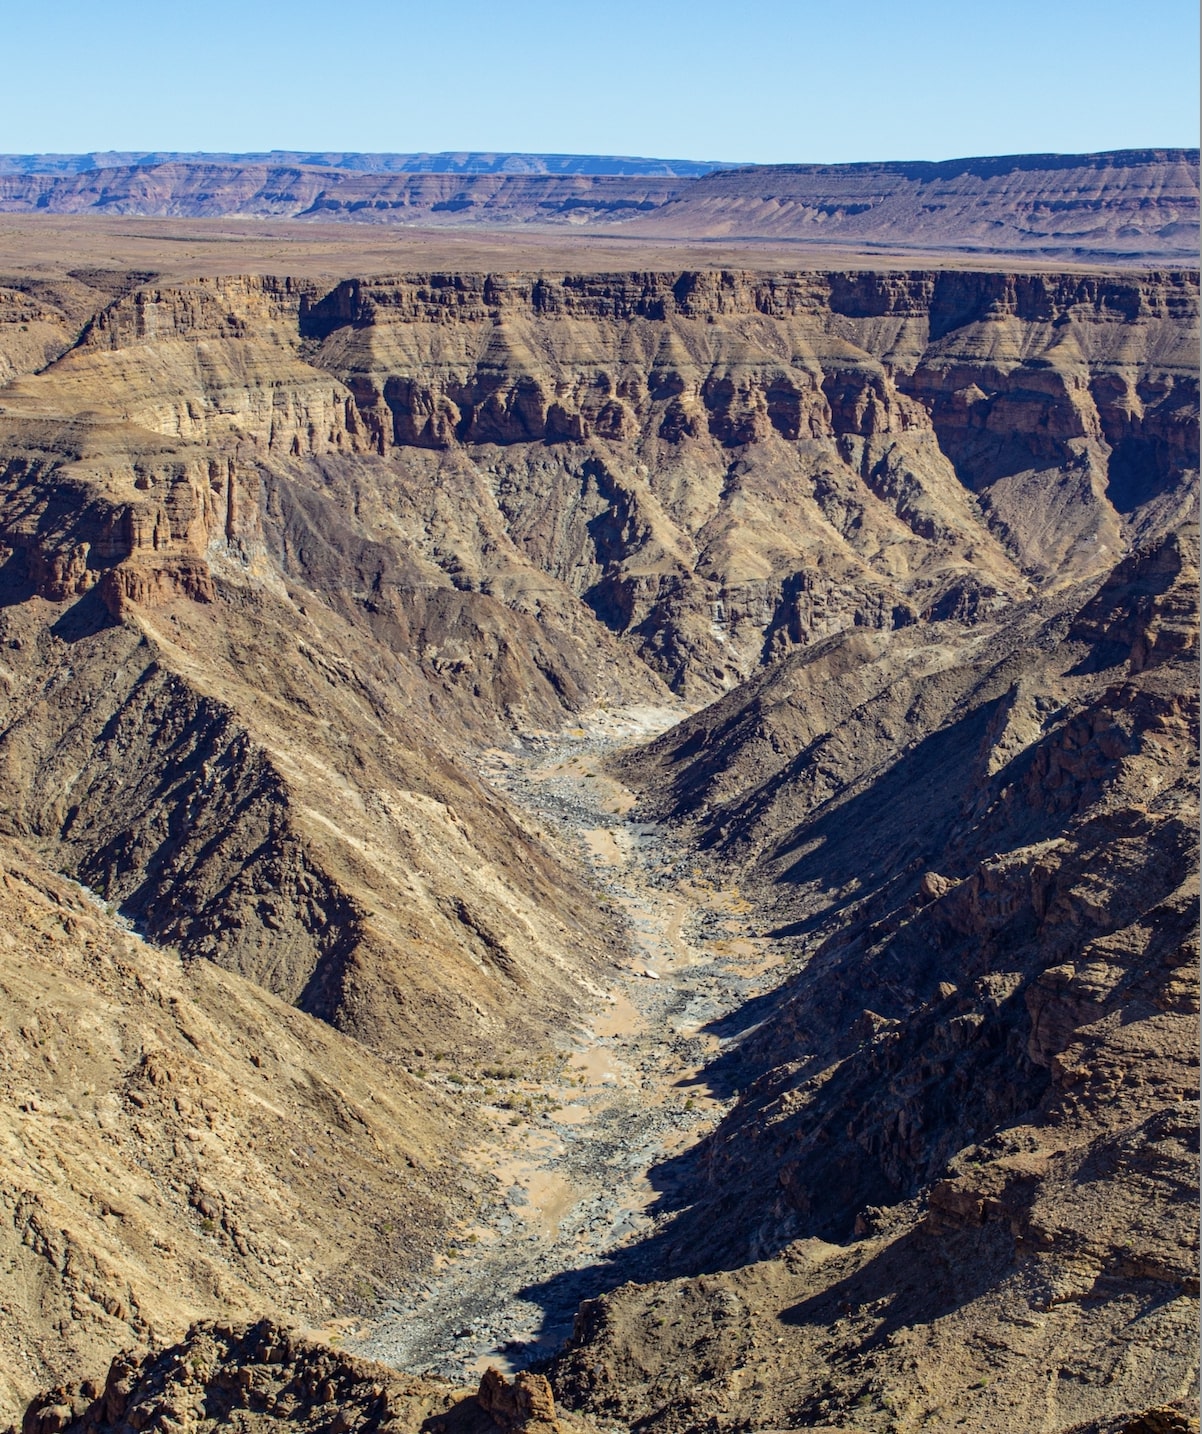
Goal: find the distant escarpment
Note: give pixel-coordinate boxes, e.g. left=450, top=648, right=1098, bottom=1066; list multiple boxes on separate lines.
left=0, top=149, right=730, bottom=177
left=0, top=166, right=683, bottom=226
left=631, top=149, right=1200, bottom=257
left=0, top=148, right=1195, bottom=259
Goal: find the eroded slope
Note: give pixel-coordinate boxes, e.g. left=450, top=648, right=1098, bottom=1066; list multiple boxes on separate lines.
left=0, top=260, right=1196, bottom=1431
left=0, top=833, right=468, bottom=1421
left=549, top=531, right=1199, bottom=1432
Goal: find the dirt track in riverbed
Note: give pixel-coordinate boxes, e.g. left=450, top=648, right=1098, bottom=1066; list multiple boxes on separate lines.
left=350, top=705, right=800, bottom=1381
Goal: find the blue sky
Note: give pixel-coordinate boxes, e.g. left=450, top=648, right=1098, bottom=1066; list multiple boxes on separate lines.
left=2, top=0, right=1197, bottom=163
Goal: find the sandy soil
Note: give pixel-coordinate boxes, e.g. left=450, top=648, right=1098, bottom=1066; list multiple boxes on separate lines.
left=0, top=214, right=1128, bottom=284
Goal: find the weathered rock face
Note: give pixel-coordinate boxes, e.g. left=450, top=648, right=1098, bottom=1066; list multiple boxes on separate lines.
left=475, top=1367, right=560, bottom=1433
left=302, top=267, right=1196, bottom=693
left=4, top=268, right=1194, bottom=698
left=0, top=149, right=1195, bottom=261
left=0, top=260, right=1196, bottom=1431
left=551, top=529, right=1198, bottom=1432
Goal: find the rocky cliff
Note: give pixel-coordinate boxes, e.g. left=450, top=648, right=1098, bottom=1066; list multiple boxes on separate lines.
left=631, top=150, right=1201, bottom=258
left=0, top=149, right=1195, bottom=259
left=0, top=258, right=1195, bottom=1429
left=4, top=267, right=1194, bottom=696
left=298, top=269, right=1196, bottom=684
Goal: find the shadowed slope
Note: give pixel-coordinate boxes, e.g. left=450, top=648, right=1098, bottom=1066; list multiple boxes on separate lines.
left=549, top=529, right=1198, bottom=1432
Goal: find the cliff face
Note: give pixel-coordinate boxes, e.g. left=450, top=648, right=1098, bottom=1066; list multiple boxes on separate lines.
left=309, top=268, right=1196, bottom=692
left=0, top=262, right=1195, bottom=1425
left=4, top=270, right=1194, bottom=699
left=0, top=151, right=1195, bottom=261
left=630, top=150, right=1201, bottom=257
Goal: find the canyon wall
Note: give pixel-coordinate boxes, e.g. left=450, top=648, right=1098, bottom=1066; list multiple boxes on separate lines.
left=0, top=149, right=1195, bottom=259
left=0, top=260, right=1195, bottom=1424
left=551, top=525, right=1198, bottom=1431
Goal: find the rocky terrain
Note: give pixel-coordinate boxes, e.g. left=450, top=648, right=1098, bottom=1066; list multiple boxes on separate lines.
left=0, top=245, right=1196, bottom=1432
left=0, top=831, right=471, bottom=1418
left=15, top=1320, right=582, bottom=1434
left=0, top=149, right=1195, bottom=260
left=549, top=530, right=1199, bottom=1432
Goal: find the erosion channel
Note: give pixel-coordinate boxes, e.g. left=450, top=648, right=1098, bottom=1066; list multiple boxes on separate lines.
left=354, top=703, right=794, bottom=1381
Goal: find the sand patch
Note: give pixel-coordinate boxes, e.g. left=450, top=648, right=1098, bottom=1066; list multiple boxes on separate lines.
left=581, top=827, right=624, bottom=866
left=568, top=1044, right=625, bottom=1086
left=519, top=1170, right=578, bottom=1239
left=592, top=990, right=643, bottom=1039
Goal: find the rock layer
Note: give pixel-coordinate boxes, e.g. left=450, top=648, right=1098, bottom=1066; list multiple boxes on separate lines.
left=0, top=150, right=1195, bottom=259
left=0, top=255, right=1196, bottom=1430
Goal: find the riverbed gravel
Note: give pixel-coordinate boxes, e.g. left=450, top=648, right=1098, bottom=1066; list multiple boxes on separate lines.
left=352, top=705, right=800, bottom=1381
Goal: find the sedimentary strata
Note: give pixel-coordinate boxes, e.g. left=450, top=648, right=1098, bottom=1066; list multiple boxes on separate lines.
left=0, top=256, right=1195, bottom=1430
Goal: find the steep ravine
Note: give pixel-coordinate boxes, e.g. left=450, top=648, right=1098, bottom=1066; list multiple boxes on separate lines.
left=0, top=259, right=1194, bottom=1432
left=352, top=704, right=800, bottom=1381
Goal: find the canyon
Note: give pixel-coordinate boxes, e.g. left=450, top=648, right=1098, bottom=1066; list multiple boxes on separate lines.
left=0, top=224, right=1196, bottom=1434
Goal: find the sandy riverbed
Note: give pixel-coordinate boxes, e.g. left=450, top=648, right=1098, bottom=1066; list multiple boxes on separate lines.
left=351, top=704, right=799, bottom=1380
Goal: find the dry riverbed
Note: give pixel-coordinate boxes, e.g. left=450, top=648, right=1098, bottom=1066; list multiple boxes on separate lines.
left=351, top=705, right=800, bottom=1381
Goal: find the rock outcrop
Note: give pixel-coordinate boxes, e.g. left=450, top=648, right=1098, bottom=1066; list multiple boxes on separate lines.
left=13, top=1321, right=462, bottom=1434
left=12, top=1323, right=585, bottom=1434
left=475, top=1368, right=560, bottom=1433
